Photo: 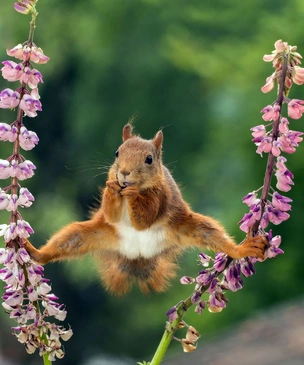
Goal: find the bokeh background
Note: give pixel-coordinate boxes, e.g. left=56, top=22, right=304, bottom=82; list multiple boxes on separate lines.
left=1, top=0, right=304, bottom=364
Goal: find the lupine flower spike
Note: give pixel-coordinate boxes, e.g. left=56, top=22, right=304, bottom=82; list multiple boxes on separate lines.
left=0, top=1, right=72, bottom=362
left=148, top=40, right=303, bottom=365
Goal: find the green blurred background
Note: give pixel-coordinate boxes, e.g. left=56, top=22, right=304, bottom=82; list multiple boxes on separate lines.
left=0, top=0, right=304, bottom=364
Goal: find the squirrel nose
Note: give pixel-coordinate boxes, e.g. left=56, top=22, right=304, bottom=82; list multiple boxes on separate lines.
left=120, top=170, right=130, bottom=177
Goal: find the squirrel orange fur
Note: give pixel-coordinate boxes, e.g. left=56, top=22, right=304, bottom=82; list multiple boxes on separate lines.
left=24, top=124, right=267, bottom=295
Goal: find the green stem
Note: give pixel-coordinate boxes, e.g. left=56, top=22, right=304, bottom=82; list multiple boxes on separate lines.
left=43, top=353, right=51, bottom=365
left=150, top=328, right=173, bottom=365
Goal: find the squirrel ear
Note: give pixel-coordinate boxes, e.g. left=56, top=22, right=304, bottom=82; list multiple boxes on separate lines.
left=122, top=124, right=133, bottom=142
left=153, top=130, right=163, bottom=155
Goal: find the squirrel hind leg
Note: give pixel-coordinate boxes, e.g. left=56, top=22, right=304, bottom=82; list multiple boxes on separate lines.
left=138, top=257, right=179, bottom=294
left=97, top=255, right=133, bottom=296
left=99, top=265, right=133, bottom=296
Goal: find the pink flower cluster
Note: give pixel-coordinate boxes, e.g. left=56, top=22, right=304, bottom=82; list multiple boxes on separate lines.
left=0, top=123, right=39, bottom=150
left=0, top=1, right=72, bottom=361
left=0, top=247, right=72, bottom=359
left=261, top=39, right=304, bottom=93
left=0, top=41, right=48, bottom=117
left=239, top=39, right=303, bottom=235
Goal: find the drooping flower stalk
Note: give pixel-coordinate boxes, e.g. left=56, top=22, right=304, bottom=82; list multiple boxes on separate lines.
left=0, top=1, right=72, bottom=363
left=143, top=40, right=304, bottom=365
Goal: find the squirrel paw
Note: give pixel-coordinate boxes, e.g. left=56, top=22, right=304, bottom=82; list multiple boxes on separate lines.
left=22, top=238, right=44, bottom=264
left=120, top=185, right=140, bottom=197
left=237, top=235, right=268, bottom=260
left=106, top=180, right=122, bottom=195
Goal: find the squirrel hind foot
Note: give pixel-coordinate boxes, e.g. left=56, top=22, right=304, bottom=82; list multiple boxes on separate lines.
left=237, top=235, right=268, bottom=260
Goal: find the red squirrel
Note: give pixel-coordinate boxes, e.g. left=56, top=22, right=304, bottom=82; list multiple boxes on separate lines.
left=24, top=124, right=267, bottom=295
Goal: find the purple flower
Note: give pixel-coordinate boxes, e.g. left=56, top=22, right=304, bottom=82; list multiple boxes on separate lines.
left=196, top=270, right=214, bottom=286
left=198, top=252, right=211, bottom=267
left=238, top=212, right=256, bottom=233
left=166, top=306, right=178, bottom=322
left=0, top=88, right=20, bottom=109
left=1, top=61, right=23, bottom=82
left=180, top=276, right=195, bottom=285
left=239, top=258, right=256, bottom=277
left=266, top=206, right=290, bottom=225
left=19, top=90, right=42, bottom=118
left=194, top=301, right=205, bottom=314
left=19, top=126, right=39, bottom=151
left=272, top=192, right=292, bottom=212
left=242, top=192, right=258, bottom=206
left=264, top=231, right=284, bottom=259
left=213, top=253, right=228, bottom=272
left=0, top=123, right=18, bottom=142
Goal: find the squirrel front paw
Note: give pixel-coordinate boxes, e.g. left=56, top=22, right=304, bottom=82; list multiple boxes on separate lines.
left=106, top=180, right=122, bottom=195
left=237, top=235, right=268, bottom=260
left=120, top=185, right=140, bottom=197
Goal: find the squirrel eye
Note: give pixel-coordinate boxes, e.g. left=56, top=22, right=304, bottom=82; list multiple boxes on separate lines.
left=145, top=155, right=153, bottom=165
left=115, top=150, right=119, bottom=158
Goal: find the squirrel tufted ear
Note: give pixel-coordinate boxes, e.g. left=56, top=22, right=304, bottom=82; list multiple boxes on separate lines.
left=122, top=124, right=133, bottom=142
left=153, top=130, right=163, bottom=155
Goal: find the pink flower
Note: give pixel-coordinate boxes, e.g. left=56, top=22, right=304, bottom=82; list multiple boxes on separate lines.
left=6, top=44, right=24, bottom=60
left=19, top=89, right=42, bottom=117
left=264, top=231, right=284, bottom=259
left=261, top=75, right=275, bottom=93
left=256, top=137, right=272, bottom=156
left=279, top=117, right=289, bottom=134
left=0, top=88, right=20, bottom=109
left=19, top=126, right=39, bottom=150
left=17, top=160, right=36, bottom=180
left=0, top=123, right=18, bottom=142
left=15, top=219, right=34, bottom=239
left=29, top=45, right=50, bottom=64
left=14, top=1, right=33, bottom=14
left=272, top=192, right=292, bottom=212
left=279, top=135, right=296, bottom=154
left=276, top=156, right=287, bottom=172
left=0, top=159, right=36, bottom=180
left=274, top=39, right=288, bottom=52
left=1, top=61, right=23, bottom=82
left=238, top=212, right=256, bottom=233
left=287, top=99, right=304, bottom=120
left=0, top=190, right=10, bottom=210
left=263, top=53, right=275, bottom=62
left=266, top=206, right=290, bottom=225
left=18, top=188, right=34, bottom=208
left=242, top=192, right=258, bottom=206
left=261, top=105, right=274, bottom=121
left=250, top=125, right=266, bottom=140
left=292, top=66, right=304, bottom=85
left=271, top=140, right=282, bottom=156
left=6, top=194, right=18, bottom=212
left=0, top=160, right=11, bottom=179
left=6, top=44, right=49, bottom=64
left=261, top=104, right=280, bottom=121
left=275, top=168, right=294, bottom=192
left=0, top=222, right=17, bottom=242
left=20, top=67, right=43, bottom=89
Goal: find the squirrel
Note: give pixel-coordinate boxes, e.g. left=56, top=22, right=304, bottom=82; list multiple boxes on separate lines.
left=24, top=124, right=267, bottom=295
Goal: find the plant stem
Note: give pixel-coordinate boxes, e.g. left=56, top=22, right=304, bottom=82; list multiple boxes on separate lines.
left=43, top=354, right=51, bottom=365
left=150, top=328, right=173, bottom=365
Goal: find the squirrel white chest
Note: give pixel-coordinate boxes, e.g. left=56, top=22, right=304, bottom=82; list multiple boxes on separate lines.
left=115, top=201, right=166, bottom=259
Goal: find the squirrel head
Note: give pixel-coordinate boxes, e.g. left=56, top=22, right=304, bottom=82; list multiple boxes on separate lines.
left=111, top=124, right=164, bottom=190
